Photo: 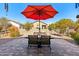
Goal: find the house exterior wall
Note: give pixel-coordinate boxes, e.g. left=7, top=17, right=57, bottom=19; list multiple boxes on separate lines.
left=9, top=21, right=20, bottom=28
left=32, top=21, right=48, bottom=29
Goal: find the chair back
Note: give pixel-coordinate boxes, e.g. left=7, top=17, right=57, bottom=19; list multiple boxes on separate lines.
left=28, top=35, right=38, bottom=44
left=41, top=35, right=50, bottom=45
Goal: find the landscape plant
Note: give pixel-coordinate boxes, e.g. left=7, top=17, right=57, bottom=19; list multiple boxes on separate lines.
left=23, top=22, right=33, bottom=31
left=8, top=26, right=20, bottom=37
left=71, top=32, right=79, bottom=44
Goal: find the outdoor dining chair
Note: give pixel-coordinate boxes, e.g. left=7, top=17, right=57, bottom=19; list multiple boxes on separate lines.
left=28, top=35, right=38, bottom=47
left=40, top=35, right=51, bottom=47
left=28, top=35, right=51, bottom=48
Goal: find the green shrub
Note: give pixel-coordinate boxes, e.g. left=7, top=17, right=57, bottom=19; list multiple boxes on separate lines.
left=71, top=32, right=79, bottom=44
left=8, top=26, right=20, bottom=37
left=10, top=31, right=20, bottom=37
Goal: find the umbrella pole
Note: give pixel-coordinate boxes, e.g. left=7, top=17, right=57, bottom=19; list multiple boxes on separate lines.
left=39, top=20, right=41, bottom=35
left=38, top=19, right=42, bottom=48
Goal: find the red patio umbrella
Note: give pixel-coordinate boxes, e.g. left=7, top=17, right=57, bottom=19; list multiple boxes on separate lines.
left=21, top=5, right=58, bottom=34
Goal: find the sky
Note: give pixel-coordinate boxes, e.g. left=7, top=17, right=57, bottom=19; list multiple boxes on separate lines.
left=0, top=3, right=79, bottom=24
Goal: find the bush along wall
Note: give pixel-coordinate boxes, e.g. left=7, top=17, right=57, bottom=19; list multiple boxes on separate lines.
left=71, top=32, right=79, bottom=44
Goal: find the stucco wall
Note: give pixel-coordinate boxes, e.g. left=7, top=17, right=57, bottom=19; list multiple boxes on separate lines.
left=33, top=21, right=48, bottom=29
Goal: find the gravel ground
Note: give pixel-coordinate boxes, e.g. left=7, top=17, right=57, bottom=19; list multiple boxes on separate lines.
left=0, top=38, right=79, bottom=56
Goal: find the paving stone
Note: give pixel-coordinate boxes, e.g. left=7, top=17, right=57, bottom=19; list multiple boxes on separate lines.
left=0, top=38, right=79, bottom=56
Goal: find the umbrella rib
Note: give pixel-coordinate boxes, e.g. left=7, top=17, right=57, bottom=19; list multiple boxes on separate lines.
left=44, top=12, right=53, bottom=18
left=45, top=10, right=57, bottom=12
left=40, top=5, right=51, bottom=10
left=43, top=9, right=58, bottom=12
left=22, top=10, right=36, bottom=13
left=29, top=5, right=51, bottom=10
left=28, top=12, right=37, bottom=18
left=29, top=5, right=39, bottom=10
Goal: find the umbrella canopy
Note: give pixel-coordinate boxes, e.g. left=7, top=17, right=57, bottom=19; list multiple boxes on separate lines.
left=21, top=5, right=58, bottom=20
left=21, top=5, right=58, bottom=34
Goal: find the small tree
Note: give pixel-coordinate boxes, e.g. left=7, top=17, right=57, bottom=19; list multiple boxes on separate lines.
left=48, top=23, right=56, bottom=31
left=0, top=26, right=3, bottom=32
left=55, top=19, right=75, bottom=34
left=0, top=17, right=9, bottom=27
left=23, top=22, right=33, bottom=31
left=48, top=19, right=75, bottom=34
left=74, top=23, right=79, bottom=32
left=0, top=17, right=12, bottom=33
left=8, top=26, right=20, bottom=37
